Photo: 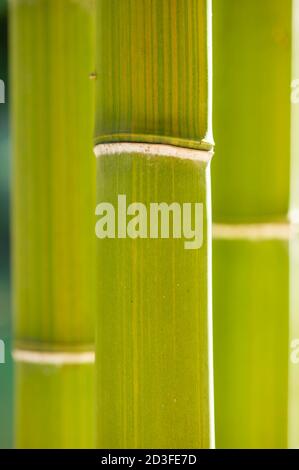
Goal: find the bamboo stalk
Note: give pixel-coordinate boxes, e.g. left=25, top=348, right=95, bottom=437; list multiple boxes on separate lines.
left=213, top=237, right=291, bottom=448
left=288, top=0, right=299, bottom=448
left=10, top=0, right=96, bottom=448
left=212, top=0, right=292, bottom=223
left=14, top=359, right=95, bottom=449
left=288, top=234, right=299, bottom=447
left=212, top=0, right=299, bottom=448
left=94, top=0, right=214, bottom=449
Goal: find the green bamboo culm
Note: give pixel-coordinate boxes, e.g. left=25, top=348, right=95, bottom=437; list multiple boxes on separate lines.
left=213, top=0, right=292, bottom=223
left=94, top=0, right=212, bottom=151
left=94, top=0, right=214, bottom=449
left=213, top=238, right=291, bottom=448
left=212, top=0, right=299, bottom=448
left=10, top=0, right=96, bottom=448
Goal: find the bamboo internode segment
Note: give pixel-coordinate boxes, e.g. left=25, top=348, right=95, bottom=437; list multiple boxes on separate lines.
left=15, top=361, right=95, bottom=449
left=212, top=0, right=293, bottom=222
left=94, top=0, right=213, bottom=151
left=213, top=237, right=291, bottom=448
left=96, top=151, right=214, bottom=448
left=10, top=0, right=96, bottom=345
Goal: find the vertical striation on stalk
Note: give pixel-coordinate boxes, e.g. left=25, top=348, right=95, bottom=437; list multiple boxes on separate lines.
left=10, top=0, right=96, bottom=448
left=94, top=0, right=214, bottom=449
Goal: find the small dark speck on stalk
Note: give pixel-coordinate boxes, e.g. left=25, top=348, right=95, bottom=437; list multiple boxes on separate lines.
left=89, top=72, right=97, bottom=80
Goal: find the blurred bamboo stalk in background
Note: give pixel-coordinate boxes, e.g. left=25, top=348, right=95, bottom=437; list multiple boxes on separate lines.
left=212, top=0, right=299, bottom=448
left=10, top=0, right=95, bottom=448
left=288, top=0, right=299, bottom=448
left=94, top=0, right=214, bottom=448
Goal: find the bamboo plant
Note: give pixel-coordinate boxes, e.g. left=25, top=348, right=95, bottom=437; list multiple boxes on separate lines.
left=212, top=0, right=299, bottom=448
left=94, top=0, right=214, bottom=449
left=10, top=0, right=96, bottom=448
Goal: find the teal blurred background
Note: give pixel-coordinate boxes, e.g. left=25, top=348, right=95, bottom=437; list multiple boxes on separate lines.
left=0, top=0, right=13, bottom=449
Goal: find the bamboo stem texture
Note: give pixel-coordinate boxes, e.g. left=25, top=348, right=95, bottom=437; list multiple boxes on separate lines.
left=10, top=0, right=96, bottom=448
left=95, top=0, right=214, bottom=449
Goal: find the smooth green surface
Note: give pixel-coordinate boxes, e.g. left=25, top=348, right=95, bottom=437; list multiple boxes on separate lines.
left=212, top=0, right=292, bottom=222
left=96, top=153, right=213, bottom=448
left=213, top=239, right=290, bottom=448
left=15, top=362, right=95, bottom=449
left=10, top=0, right=96, bottom=346
left=10, top=0, right=96, bottom=448
left=94, top=0, right=212, bottom=150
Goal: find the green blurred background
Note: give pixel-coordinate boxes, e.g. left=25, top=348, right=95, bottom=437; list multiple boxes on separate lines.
left=0, top=0, right=13, bottom=449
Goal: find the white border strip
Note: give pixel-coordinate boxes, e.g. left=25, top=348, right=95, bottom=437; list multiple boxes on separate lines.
left=13, top=349, right=95, bottom=365
left=94, top=142, right=213, bottom=163
left=213, top=223, right=299, bottom=241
